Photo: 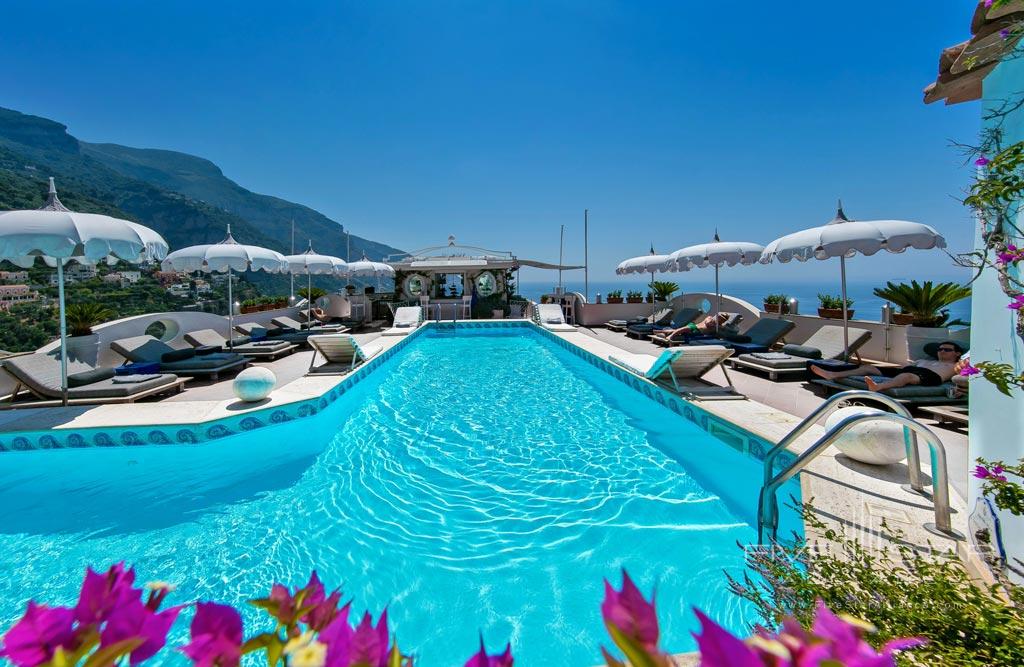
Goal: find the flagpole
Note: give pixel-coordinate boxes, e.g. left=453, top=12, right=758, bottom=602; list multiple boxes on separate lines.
left=584, top=209, right=589, bottom=302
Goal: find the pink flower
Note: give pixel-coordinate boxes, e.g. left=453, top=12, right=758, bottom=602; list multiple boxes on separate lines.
left=985, top=0, right=995, bottom=7
left=319, top=603, right=353, bottom=667
left=692, top=609, right=762, bottom=667
left=301, top=572, right=342, bottom=632
left=976, top=464, right=1009, bottom=482
left=1008, top=295, right=1024, bottom=310
left=0, top=603, right=76, bottom=667
left=180, top=602, right=244, bottom=667
left=350, top=609, right=389, bottom=667
left=975, top=155, right=991, bottom=166
left=1001, top=28, right=1012, bottom=39
left=601, top=570, right=660, bottom=652
left=74, top=563, right=140, bottom=626
left=101, top=598, right=182, bottom=665
left=959, top=362, right=980, bottom=377
left=463, top=637, right=513, bottom=667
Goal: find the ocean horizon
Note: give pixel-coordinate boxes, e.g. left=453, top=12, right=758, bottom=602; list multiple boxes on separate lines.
left=516, top=279, right=972, bottom=325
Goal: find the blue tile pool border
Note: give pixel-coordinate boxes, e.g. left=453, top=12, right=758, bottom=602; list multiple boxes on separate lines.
left=0, top=321, right=798, bottom=473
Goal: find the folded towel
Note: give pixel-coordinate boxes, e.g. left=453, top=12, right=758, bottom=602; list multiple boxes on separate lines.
left=112, top=374, right=164, bottom=384
left=751, top=352, right=792, bottom=360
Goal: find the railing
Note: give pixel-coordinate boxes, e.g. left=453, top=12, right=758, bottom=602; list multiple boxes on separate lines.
left=757, top=390, right=960, bottom=544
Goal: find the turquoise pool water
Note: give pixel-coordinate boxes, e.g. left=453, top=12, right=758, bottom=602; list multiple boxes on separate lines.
left=0, top=327, right=799, bottom=665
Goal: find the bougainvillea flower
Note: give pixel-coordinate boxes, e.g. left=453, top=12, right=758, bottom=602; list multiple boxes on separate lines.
left=0, top=603, right=76, bottom=667
left=180, top=602, right=244, bottom=667
left=102, top=598, right=183, bottom=665
left=319, top=603, right=353, bottom=667
left=463, top=636, right=514, bottom=667
left=959, top=362, right=980, bottom=376
left=691, top=609, right=762, bottom=667
left=349, top=609, right=389, bottom=667
left=1008, top=295, right=1024, bottom=310
left=74, top=562, right=140, bottom=626
left=975, top=155, right=991, bottom=166
left=601, top=570, right=660, bottom=651
left=301, top=572, right=342, bottom=631
left=975, top=464, right=1008, bottom=482
left=284, top=631, right=328, bottom=667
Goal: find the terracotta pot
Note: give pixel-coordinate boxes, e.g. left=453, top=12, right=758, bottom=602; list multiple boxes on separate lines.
left=818, top=308, right=854, bottom=320
left=891, top=313, right=916, bottom=326
left=607, top=297, right=623, bottom=304
left=763, top=303, right=789, bottom=314
left=241, top=305, right=257, bottom=314
left=626, top=297, right=643, bottom=303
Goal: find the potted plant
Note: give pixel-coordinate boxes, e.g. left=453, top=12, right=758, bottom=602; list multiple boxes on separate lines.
left=626, top=290, right=644, bottom=304
left=872, top=280, right=971, bottom=327
left=651, top=281, right=679, bottom=302
left=240, top=298, right=260, bottom=314
left=606, top=290, right=623, bottom=304
left=345, top=284, right=356, bottom=296
left=763, top=293, right=790, bottom=314
left=64, top=302, right=114, bottom=365
left=817, top=293, right=854, bottom=319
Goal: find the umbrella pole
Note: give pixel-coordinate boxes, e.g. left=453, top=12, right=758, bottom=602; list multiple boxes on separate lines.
left=57, top=261, right=68, bottom=407
left=840, top=255, right=850, bottom=360
left=308, top=270, right=313, bottom=325
left=715, top=263, right=721, bottom=332
left=227, top=268, right=233, bottom=347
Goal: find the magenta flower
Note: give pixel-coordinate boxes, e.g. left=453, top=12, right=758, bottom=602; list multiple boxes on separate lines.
left=350, top=609, right=389, bottom=667
left=985, top=0, right=995, bottom=7
left=1008, top=295, right=1024, bottom=310
left=0, top=603, right=76, bottom=667
left=319, top=603, right=353, bottom=667
left=464, top=637, right=513, bottom=667
left=301, top=572, right=342, bottom=632
left=975, top=464, right=1008, bottom=482
left=601, top=570, right=660, bottom=652
left=1001, top=28, right=1012, bottom=39
left=102, top=599, right=182, bottom=665
left=692, top=609, right=762, bottom=667
left=180, top=602, right=244, bottom=667
left=74, top=562, right=140, bottom=626
left=975, top=155, right=991, bottom=166
left=959, top=362, right=980, bottom=377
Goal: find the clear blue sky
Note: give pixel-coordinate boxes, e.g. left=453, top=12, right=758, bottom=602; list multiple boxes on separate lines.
left=1, top=1, right=980, bottom=286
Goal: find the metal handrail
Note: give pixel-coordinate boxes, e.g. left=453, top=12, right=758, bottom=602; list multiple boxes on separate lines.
left=761, top=391, right=924, bottom=494
left=757, top=392, right=960, bottom=543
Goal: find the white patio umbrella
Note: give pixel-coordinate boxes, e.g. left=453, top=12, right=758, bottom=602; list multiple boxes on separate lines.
left=344, top=253, right=395, bottom=292
left=760, top=201, right=947, bottom=358
left=664, top=232, right=764, bottom=331
left=0, top=178, right=169, bottom=404
left=284, top=242, right=347, bottom=325
left=615, top=246, right=673, bottom=313
left=162, top=225, right=287, bottom=344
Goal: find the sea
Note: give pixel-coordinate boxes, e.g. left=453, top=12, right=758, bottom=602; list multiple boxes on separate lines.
left=517, top=280, right=972, bottom=325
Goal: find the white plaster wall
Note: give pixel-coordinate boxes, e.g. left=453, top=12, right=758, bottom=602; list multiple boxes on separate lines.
left=971, top=53, right=1024, bottom=579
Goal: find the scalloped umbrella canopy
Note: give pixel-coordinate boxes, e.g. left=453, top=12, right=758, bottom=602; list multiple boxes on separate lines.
left=345, top=254, right=395, bottom=278
left=0, top=178, right=169, bottom=405
left=284, top=243, right=347, bottom=323
left=162, top=225, right=287, bottom=343
left=615, top=248, right=673, bottom=313
left=663, top=235, right=764, bottom=328
left=759, top=203, right=947, bottom=358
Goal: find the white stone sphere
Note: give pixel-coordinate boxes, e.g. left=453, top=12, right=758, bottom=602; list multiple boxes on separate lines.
left=233, top=366, right=276, bottom=402
left=825, top=406, right=908, bottom=466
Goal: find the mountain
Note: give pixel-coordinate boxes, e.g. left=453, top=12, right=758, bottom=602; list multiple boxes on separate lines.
left=0, top=107, right=401, bottom=265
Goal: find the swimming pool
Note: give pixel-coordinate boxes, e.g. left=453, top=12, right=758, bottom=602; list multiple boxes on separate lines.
left=0, top=325, right=800, bottom=664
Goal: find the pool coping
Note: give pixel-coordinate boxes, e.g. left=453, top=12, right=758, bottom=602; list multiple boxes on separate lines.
left=0, top=321, right=969, bottom=563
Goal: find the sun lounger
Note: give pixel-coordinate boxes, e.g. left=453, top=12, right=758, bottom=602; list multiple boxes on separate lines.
left=271, top=315, right=347, bottom=333
left=183, top=329, right=297, bottom=360
left=688, top=317, right=795, bottom=354
left=1, top=352, right=185, bottom=407
left=626, top=307, right=702, bottom=339
left=234, top=322, right=318, bottom=347
left=306, top=334, right=385, bottom=375
left=534, top=304, right=575, bottom=331
left=810, top=376, right=967, bottom=406
left=649, top=312, right=744, bottom=347
left=609, top=345, right=741, bottom=400
left=382, top=306, right=423, bottom=336
left=730, top=325, right=871, bottom=380
left=606, top=308, right=672, bottom=332
left=110, top=335, right=249, bottom=380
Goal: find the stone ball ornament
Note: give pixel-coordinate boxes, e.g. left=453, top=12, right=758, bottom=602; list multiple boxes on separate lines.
left=825, top=406, right=908, bottom=466
left=233, top=366, right=277, bottom=402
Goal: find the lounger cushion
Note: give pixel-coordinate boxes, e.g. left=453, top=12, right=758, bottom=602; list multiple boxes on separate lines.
left=836, top=376, right=950, bottom=397
left=67, top=367, right=115, bottom=387
left=721, top=333, right=752, bottom=343
left=112, top=373, right=164, bottom=384
left=3, top=353, right=178, bottom=400
left=780, top=343, right=822, bottom=359
left=162, top=348, right=196, bottom=363
left=159, top=353, right=245, bottom=372
left=736, top=353, right=809, bottom=369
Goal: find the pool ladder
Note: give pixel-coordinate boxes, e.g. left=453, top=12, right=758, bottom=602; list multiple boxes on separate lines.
left=756, top=390, right=962, bottom=544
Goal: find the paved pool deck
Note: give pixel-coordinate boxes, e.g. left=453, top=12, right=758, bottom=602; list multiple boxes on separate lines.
left=0, top=322, right=972, bottom=564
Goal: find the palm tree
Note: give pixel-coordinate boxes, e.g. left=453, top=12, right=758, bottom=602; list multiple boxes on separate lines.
left=872, top=280, right=971, bottom=327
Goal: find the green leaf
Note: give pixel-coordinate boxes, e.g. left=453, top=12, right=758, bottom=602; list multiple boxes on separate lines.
left=600, top=646, right=628, bottom=667
left=82, top=638, right=144, bottom=667
left=605, top=623, right=669, bottom=667
left=387, top=643, right=404, bottom=667
left=265, top=637, right=285, bottom=667
left=241, top=632, right=281, bottom=655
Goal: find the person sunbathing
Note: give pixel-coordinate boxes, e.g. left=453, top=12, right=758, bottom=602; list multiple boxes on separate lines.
left=809, top=341, right=964, bottom=392
left=661, top=313, right=730, bottom=341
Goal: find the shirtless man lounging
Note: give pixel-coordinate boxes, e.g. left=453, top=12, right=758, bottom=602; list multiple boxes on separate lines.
left=660, top=312, right=730, bottom=341
left=809, top=341, right=964, bottom=392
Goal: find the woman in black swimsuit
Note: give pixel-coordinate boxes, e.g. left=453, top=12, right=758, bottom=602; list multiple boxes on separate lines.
left=808, top=341, right=964, bottom=393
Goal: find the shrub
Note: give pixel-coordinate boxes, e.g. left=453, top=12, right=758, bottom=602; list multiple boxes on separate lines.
left=817, top=293, right=853, bottom=309
left=872, top=280, right=971, bottom=327
left=650, top=281, right=679, bottom=301
left=64, top=303, right=114, bottom=336
left=763, top=293, right=788, bottom=305
left=607, top=290, right=622, bottom=299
